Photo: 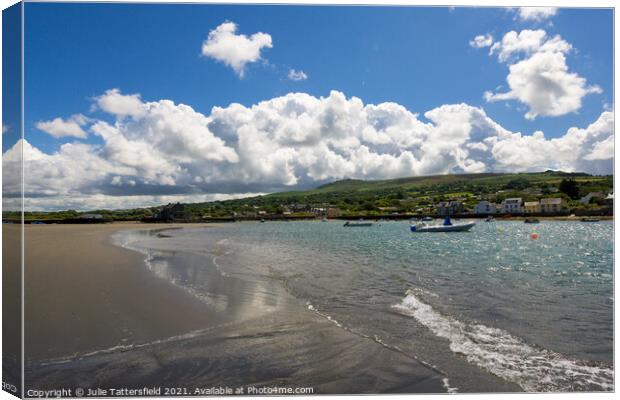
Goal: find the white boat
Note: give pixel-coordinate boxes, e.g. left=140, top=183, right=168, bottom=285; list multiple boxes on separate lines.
left=344, top=220, right=374, bottom=227
left=410, top=217, right=475, bottom=232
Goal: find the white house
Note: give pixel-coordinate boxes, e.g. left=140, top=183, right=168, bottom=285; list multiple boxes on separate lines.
left=580, top=192, right=604, bottom=205
left=501, top=198, right=522, bottom=214
left=474, top=201, right=496, bottom=214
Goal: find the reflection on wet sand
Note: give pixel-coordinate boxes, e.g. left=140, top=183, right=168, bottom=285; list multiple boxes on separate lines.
left=26, top=227, right=447, bottom=394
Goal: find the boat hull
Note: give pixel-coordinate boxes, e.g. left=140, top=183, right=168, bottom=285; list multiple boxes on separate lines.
left=410, top=222, right=476, bottom=232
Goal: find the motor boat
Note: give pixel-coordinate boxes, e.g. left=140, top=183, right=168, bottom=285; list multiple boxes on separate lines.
left=410, top=216, right=475, bottom=232
left=344, top=219, right=374, bottom=227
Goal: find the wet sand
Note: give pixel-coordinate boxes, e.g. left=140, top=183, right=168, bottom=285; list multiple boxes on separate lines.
left=22, top=223, right=448, bottom=393
left=23, top=223, right=221, bottom=361
left=27, top=301, right=445, bottom=394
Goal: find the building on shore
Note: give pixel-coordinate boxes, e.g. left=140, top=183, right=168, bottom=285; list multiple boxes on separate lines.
left=523, top=201, right=540, bottom=213
left=311, top=207, right=326, bottom=216
left=500, top=198, right=522, bottom=214
left=540, top=198, right=565, bottom=213
left=580, top=192, right=604, bottom=205
left=474, top=201, right=497, bottom=214
left=436, top=201, right=464, bottom=216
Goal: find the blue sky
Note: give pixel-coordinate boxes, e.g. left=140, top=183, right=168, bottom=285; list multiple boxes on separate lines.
left=2, top=2, right=21, bottom=152
left=2, top=3, right=615, bottom=210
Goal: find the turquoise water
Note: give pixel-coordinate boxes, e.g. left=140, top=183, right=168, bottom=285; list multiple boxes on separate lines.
left=119, top=220, right=613, bottom=392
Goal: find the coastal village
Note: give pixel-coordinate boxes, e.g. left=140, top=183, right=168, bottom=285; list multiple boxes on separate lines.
left=6, top=172, right=613, bottom=223
left=143, top=176, right=613, bottom=222
left=177, top=192, right=613, bottom=221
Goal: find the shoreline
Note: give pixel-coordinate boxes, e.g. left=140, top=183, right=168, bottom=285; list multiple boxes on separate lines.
left=5, top=213, right=613, bottom=226
left=21, top=219, right=607, bottom=392
left=22, top=222, right=222, bottom=362
left=22, top=223, right=459, bottom=393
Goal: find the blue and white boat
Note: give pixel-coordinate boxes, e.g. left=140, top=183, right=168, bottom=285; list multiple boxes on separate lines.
left=411, top=217, right=475, bottom=232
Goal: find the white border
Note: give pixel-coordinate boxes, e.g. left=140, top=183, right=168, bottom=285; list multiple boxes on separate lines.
left=0, top=2, right=617, bottom=400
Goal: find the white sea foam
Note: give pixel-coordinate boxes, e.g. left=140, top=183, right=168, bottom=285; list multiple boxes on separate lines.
left=306, top=302, right=343, bottom=328
left=392, top=290, right=613, bottom=392
left=442, top=377, right=459, bottom=394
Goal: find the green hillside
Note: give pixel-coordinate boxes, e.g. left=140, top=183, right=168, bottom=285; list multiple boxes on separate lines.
left=5, top=171, right=612, bottom=221
left=194, top=171, right=612, bottom=217
left=272, top=172, right=586, bottom=196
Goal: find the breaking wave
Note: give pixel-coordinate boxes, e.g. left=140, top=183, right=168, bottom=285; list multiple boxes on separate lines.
left=392, top=290, right=613, bottom=392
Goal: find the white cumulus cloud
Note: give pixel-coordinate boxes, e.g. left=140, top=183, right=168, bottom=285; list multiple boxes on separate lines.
left=201, top=21, right=272, bottom=78
left=489, top=29, right=551, bottom=63
left=35, top=114, right=89, bottom=138
left=488, top=110, right=613, bottom=173
left=95, top=88, right=145, bottom=118
left=517, top=7, right=558, bottom=22
left=476, top=29, right=601, bottom=119
left=288, top=69, right=308, bottom=81
left=469, top=34, right=494, bottom=49
left=2, top=90, right=613, bottom=211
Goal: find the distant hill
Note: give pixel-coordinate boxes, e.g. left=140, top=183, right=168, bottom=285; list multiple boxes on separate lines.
left=6, top=171, right=612, bottom=221
left=262, top=171, right=603, bottom=199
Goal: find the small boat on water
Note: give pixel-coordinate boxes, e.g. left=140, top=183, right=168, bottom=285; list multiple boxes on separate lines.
left=260, top=218, right=266, bottom=223
left=581, top=217, right=601, bottom=222
left=524, top=218, right=540, bottom=224
left=485, top=216, right=495, bottom=222
left=322, top=217, right=328, bottom=222
left=344, top=219, right=373, bottom=227
left=410, top=217, right=475, bottom=232
left=421, top=216, right=434, bottom=222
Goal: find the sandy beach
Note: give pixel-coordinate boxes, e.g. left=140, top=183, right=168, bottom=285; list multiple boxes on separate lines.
left=11, top=219, right=613, bottom=393
left=3, top=224, right=23, bottom=392
left=21, top=222, right=452, bottom=393
left=22, top=222, right=221, bottom=361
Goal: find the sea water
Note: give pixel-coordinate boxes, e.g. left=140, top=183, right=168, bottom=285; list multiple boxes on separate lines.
left=114, top=220, right=613, bottom=392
